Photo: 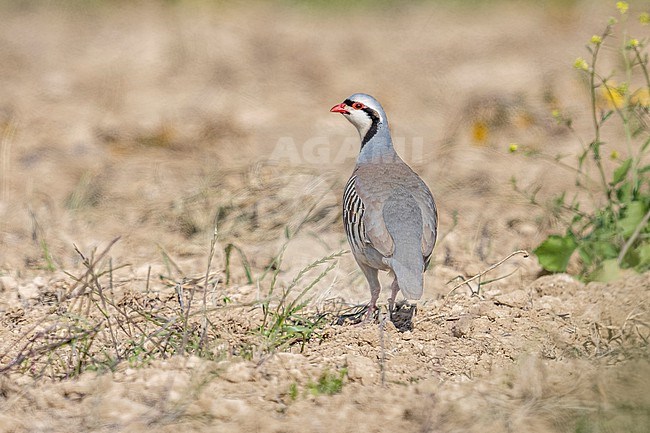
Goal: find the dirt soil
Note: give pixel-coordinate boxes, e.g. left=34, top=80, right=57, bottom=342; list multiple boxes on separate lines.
left=0, top=1, right=649, bottom=432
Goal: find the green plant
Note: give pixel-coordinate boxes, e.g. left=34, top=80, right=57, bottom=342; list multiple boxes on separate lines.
left=221, top=194, right=344, bottom=353
left=28, top=208, right=57, bottom=271
left=224, top=243, right=254, bottom=285
left=307, top=368, right=347, bottom=396
left=0, top=239, right=223, bottom=379
left=288, top=382, right=299, bottom=400
left=532, top=3, right=650, bottom=281
left=257, top=249, right=344, bottom=352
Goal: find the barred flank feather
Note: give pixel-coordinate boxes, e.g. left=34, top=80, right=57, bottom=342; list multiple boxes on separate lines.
left=343, top=175, right=367, bottom=253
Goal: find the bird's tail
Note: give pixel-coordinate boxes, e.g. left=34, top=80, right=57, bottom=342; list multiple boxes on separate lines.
left=383, top=190, right=425, bottom=300
left=388, top=251, right=424, bottom=300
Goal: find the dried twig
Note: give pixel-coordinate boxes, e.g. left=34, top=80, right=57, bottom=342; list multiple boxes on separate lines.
left=445, top=250, right=529, bottom=299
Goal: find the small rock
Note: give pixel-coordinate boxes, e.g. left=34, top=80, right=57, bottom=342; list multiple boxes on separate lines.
left=346, top=354, right=377, bottom=385
left=222, top=362, right=254, bottom=383
left=450, top=304, right=465, bottom=316
left=98, top=395, right=150, bottom=424
left=536, top=295, right=563, bottom=313
left=485, top=308, right=507, bottom=320
left=18, top=284, right=40, bottom=301
left=529, top=274, right=584, bottom=297
left=0, top=276, right=17, bottom=291
left=62, top=379, right=95, bottom=400
left=184, top=355, right=202, bottom=370
left=517, top=223, right=538, bottom=236
left=451, top=315, right=472, bottom=338
left=33, top=276, right=47, bottom=288
left=494, top=289, right=529, bottom=309
left=209, top=397, right=250, bottom=420
left=578, top=304, right=602, bottom=323
left=272, top=352, right=308, bottom=380
left=274, top=352, right=305, bottom=369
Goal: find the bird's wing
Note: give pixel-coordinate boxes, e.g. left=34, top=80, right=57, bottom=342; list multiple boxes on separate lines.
left=352, top=163, right=435, bottom=261
left=414, top=180, right=438, bottom=265
left=352, top=175, right=395, bottom=257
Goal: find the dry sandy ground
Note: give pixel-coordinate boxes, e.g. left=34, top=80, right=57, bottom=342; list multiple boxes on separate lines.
left=0, top=1, right=649, bottom=432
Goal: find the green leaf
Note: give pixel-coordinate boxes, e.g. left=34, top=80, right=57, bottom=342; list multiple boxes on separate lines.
left=589, top=259, right=621, bottom=282
left=639, top=164, right=650, bottom=174
left=611, top=158, right=632, bottom=185
left=600, top=110, right=614, bottom=123
left=636, top=242, right=650, bottom=270
left=642, top=135, right=650, bottom=152
left=577, top=246, right=594, bottom=267
left=578, top=240, right=619, bottom=268
left=534, top=234, right=578, bottom=272
left=618, top=201, right=647, bottom=238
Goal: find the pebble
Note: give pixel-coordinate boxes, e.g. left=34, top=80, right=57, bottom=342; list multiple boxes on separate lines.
left=61, top=378, right=97, bottom=399
left=98, top=395, right=150, bottom=424
left=450, top=304, right=465, bottom=316
left=345, top=354, right=377, bottom=385
left=517, top=222, right=538, bottom=236
left=209, top=397, right=250, bottom=420
left=222, top=361, right=254, bottom=383
left=18, top=284, right=40, bottom=301
left=536, top=295, right=563, bottom=313
left=494, top=289, right=529, bottom=309
left=451, top=316, right=472, bottom=338
left=0, top=275, right=18, bottom=291
left=273, top=352, right=307, bottom=380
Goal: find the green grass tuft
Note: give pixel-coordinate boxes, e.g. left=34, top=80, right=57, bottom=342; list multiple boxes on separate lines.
left=307, top=368, right=347, bottom=396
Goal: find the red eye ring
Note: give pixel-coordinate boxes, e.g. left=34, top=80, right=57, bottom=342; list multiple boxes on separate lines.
left=352, top=102, right=364, bottom=110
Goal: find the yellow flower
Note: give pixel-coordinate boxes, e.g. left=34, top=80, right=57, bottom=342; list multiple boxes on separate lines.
left=508, top=143, right=518, bottom=153
left=471, top=121, right=489, bottom=145
left=632, top=87, right=650, bottom=107
left=627, top=38, right=640, bottom=48
left=616, top=1, right=629, bottom=14
left=610, top=150, right=619, bottom=160
left=551, top=109, right=561, bottom=119
left=601, top=81, right=625, bottom=109
left=640, top=12, right=650, bottom=24
left=574, top=57, right=589, bottom=71
left=591, top=35, right=602, bottom=45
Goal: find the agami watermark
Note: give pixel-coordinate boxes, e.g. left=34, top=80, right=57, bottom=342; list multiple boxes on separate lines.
left=268, top=136, right=427, bottom=165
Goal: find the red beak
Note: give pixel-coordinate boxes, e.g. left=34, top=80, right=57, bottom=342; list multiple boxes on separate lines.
left=330, top=103, right=349, bottom=115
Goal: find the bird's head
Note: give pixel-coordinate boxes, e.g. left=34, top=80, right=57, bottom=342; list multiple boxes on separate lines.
left=330, top=93, right=387, bottom=142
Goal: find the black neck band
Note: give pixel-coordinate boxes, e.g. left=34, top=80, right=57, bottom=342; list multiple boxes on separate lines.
left=361, top=108, right=380, bottom=147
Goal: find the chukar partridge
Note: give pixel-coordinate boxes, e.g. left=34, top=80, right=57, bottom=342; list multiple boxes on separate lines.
left=330, top=93, right=438, bottom=320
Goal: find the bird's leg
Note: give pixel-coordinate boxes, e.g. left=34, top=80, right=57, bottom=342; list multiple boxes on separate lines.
left=388, top=278, right=400, bottom=318
left=365, top=283, right=381, bottom=322
left=359, top=264, right=381, bottom=324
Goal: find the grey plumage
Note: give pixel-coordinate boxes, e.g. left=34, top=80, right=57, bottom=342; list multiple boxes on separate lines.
left=331, top=93, right=438, bottom=320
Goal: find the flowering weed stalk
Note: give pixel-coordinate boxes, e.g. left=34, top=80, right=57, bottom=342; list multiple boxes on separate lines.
left=533, top=2, right=650, bottom=281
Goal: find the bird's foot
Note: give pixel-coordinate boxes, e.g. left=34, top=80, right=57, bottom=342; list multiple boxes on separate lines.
left=359, top=304, right=377, bottom=325
left=389, top=300, right=417, bottom=332
left=335, top=303, right=376, bottom=326
left=387, top=298, right=396, bottom=320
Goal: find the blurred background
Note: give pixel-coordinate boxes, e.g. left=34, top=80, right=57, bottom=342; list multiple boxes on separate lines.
left=0, top=0, right=646, bottom=295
